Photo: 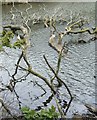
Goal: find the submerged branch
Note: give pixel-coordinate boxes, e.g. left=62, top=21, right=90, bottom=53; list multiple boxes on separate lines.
left=0, top=99, right=17, bottom=120
left=17, top=64, right=56, bottom=94
left=43, top=55, right=73, bottom=114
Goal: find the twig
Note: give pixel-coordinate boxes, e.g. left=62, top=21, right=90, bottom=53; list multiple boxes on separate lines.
left=43, top=94, right=54, bottom=106
left=0, top=99, right=17, bottom=120
left=0, top=66, right=11, bottom=77
left=50, top=42, right=65, bottom=86
left=23, top=53, right=31, bottom=68
left=12, top=51, right=23, bottom=80
left=17, top=64, right=56, bottom=94
left=43, top=55, right=73, bottom=114
left=13, top=89, right=21, bottom=110
left=16, top=73, right=30, bottom=83
left=56, top=41, right=65, bottom=74
left=34, top=81, right=46, bottom=97
left=53, top=93, right=65, bottom=118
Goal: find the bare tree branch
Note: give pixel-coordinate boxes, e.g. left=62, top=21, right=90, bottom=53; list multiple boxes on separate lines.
left=43, top=55, right=73, bottom=114
left=17, top=64, right=56, bottom=94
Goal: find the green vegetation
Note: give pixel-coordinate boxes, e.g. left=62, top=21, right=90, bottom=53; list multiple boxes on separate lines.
left=0, top=30, right=14, bottom=50
left=13, top=38, right=27, bottom=49
left=0, top=30, right=26, bottom=50
left=21, top=105, right=59, bottom=120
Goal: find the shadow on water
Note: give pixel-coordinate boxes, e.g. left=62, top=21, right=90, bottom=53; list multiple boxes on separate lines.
left=0, top=2, right=96, bottom=118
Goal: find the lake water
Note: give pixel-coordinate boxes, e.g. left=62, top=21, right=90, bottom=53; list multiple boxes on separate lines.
left=0, top=2, right=96, bottom=118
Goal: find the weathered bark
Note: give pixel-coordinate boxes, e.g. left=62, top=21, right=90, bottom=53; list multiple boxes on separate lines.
left=48, top=33, right=68, bottom=53
left=48, top=34, right=63, bottom=53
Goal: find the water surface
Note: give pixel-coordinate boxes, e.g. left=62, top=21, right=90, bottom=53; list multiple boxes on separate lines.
left=0, top=2, right=96, bottom=118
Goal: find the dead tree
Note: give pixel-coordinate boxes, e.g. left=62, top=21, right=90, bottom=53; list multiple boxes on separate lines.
left=48, top=15, right=96, bottom=54
left=1, top=3, right=96, bottom=119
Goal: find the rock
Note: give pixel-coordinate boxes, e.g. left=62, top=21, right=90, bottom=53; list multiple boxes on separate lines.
left=72, top=114, right=83, bottom=120
left=78, top=40, right=87, bottom=44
